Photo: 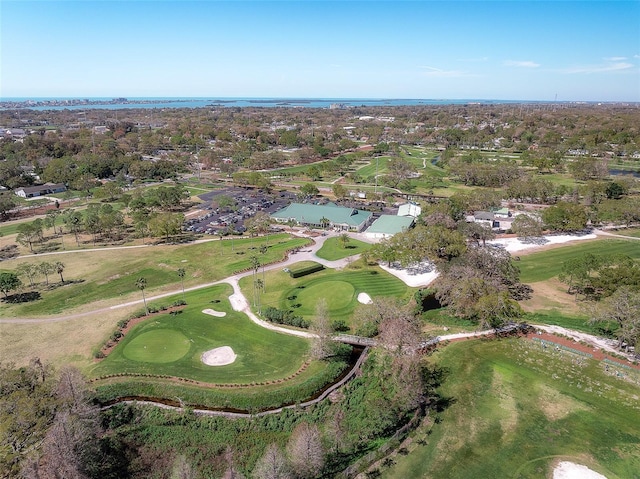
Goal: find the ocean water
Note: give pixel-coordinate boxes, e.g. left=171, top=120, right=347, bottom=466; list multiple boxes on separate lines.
left=0, top=97, right=548, bottom=111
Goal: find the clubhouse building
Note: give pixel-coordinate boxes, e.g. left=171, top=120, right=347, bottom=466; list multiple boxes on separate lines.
left=270, top=202, right=373, bottom=232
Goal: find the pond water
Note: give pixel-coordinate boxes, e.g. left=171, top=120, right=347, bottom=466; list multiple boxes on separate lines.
left=609, top=169, right=640, bottom=178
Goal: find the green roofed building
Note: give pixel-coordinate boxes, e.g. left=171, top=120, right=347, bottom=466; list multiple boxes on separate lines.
left=364, top=215, right=415, bottom=239
left=271, top=202, right=373, bottom=231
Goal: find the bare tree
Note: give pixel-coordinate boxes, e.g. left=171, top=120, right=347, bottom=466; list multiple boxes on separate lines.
left=325, top=408, right=348, bottom=454
left=378, top=304, right=422, bottom=355
left=221, top=446, right=246, bottom=479
left=287, top=422, right=324, bottom=479
left=252, top=443, right=292, bottom=479
left=56, top=367, right=91, bottom=413
left=171, top=454, right=196, bottom=479
left=310, top=299, right=335, bottom=360
left=39, top=411, right=88, bottom=479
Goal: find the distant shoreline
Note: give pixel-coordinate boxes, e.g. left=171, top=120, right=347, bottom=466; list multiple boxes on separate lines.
left=2, top=97, right=635, bottom=112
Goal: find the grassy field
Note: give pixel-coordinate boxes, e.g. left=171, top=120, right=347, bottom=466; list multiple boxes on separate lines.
left=0, top=234, right=309, bottom=316
left=513, top=238, right=640, bottom=332
left=355, top=157, right=391, bottom=178
left=517, top=238, right=640, bottom=283
left=315, top=236, right=372, bottom=261
left=382, top=338, right=640, bottom=479
left=608, top=227, right=640, bottom=238
left=239, top=261, right=412, bottom=328
left=89, top=285, right=310, bottom=384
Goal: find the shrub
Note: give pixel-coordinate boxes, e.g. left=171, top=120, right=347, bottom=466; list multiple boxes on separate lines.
left=289, top=263, right=324, bottom=278
left=117, top=318, right=130, bottom=328
left=262, top=306, right=310, bottom=328
left=332, top=319, right=350, bottom=332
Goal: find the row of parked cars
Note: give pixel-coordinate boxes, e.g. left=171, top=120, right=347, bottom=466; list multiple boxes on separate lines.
left=183, top=188, right=296, bottom=236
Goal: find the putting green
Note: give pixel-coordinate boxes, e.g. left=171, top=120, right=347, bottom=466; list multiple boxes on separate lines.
left=123, top=329, right=191, bottom=363
left=295, top=280, right=355, bottom=311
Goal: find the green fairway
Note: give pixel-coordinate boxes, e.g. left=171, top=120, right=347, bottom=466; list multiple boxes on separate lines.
left=294, top=280, right=355, bottom=316
left=355, top=157, right=391, bottom=178
left=382, top=339, right=640, bottom=479
left=240, top=263, right=412, bottom=327
left=89, top=284, right=311, bottom=384
left=3, top=233, right=309, bottom=316
left=609, top=227, right=640, bottom=238
left=123, top=330, right=191, bottom=363
left=517, top=238, right=640, bottom=283
left=315, top=236, right=372, bottom=260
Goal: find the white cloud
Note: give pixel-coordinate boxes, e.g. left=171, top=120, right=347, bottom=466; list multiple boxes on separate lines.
left=418, top=66, right=470, bottom=78
left=605, top=56, right=627, bottom=61
left=562, top=61, right=634, bottom=74
left=504, top=60, right=541, bottom=68
left=457, top=56, right=489, bottom=63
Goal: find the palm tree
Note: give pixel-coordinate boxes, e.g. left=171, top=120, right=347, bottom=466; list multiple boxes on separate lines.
left=319, top=216, right=330, bottom=230
left=136, top=277, right=148, bottom=315
left=338, top=232, right=350, bottom=249
left=254, top=279, right=264, bottom=313
left=177, top=268, right=186, bottom=302
left=54, top=261, right=65, bottom=283
left=259, top=244, right=268, bottom=288
left=250, top=255, right=260, bottom=306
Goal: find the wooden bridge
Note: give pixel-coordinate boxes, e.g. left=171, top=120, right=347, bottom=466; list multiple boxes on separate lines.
left=334, top=334, right=378, bottom=347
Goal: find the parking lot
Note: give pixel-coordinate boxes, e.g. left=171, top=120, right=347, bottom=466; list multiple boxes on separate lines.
left=184, top=187, right=297, bottom=235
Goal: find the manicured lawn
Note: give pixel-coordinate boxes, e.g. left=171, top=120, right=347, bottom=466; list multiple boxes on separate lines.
left=315, top=236, right=372, bottom=261
left=517, top=238, right=640, bottom=283
left=89, top=285, right=310, bottom=384
left=240, top=262, right=412, bottom=328
left=356, top=157, right=391, bottom=178
left=609, top=227, right=640, bottom=238
left=282, top=269, right=410, bottom=323
left=382, top=338, right=640, bottom=479
left=3, top=234, right=310, bottom=316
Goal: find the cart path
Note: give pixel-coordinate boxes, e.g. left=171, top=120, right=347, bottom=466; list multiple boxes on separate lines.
left=0, top=232, right=350, bottom=325
left=4, top=231, right=638, bottom=363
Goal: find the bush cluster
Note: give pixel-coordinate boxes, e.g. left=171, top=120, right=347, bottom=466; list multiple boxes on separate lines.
left=262, top=306, right=310, bottom=328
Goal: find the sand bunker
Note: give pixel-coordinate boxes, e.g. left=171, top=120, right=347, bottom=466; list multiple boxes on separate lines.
left=202, top=308, right=227, bottom=317
left=553, top=462, right=607, bottom=479
left=201, top=346, right=237, bottom=366
left=357, top=292, right=373, bottom=304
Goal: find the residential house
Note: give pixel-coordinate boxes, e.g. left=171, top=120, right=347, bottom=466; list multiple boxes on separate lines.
left=14, top=183, right=67, bottom=198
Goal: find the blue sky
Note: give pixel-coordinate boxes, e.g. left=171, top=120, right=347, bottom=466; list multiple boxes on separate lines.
left=1, top=1, right=638, bottom=101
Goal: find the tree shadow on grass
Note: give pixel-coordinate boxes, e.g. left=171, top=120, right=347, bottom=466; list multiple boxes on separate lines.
left=424, top=365, right=456, bottom=413
left=2, top=291, right=42, bottom=304
left=0, top=245, right=19, bottom=261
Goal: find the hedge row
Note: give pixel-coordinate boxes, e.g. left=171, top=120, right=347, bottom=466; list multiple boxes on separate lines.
left=91, top=360, right=311, bottom=388
left=289, top=263, right=324, bottom=278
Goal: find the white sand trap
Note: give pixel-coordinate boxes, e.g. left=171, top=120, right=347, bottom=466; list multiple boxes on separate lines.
left=357, top=292, right=373, bottom=304
left=202, top=308, right=227, bottom=317
left=201, top=346, right=237, bottom=366
left=553, top=462, right=607, bottom=479
left=489, top=233, right=597, bottom=253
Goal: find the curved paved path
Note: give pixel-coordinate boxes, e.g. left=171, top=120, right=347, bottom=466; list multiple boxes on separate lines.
left=1, top=231, right=351, bottom=326
left=4, top=231, right=635, bottom=363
